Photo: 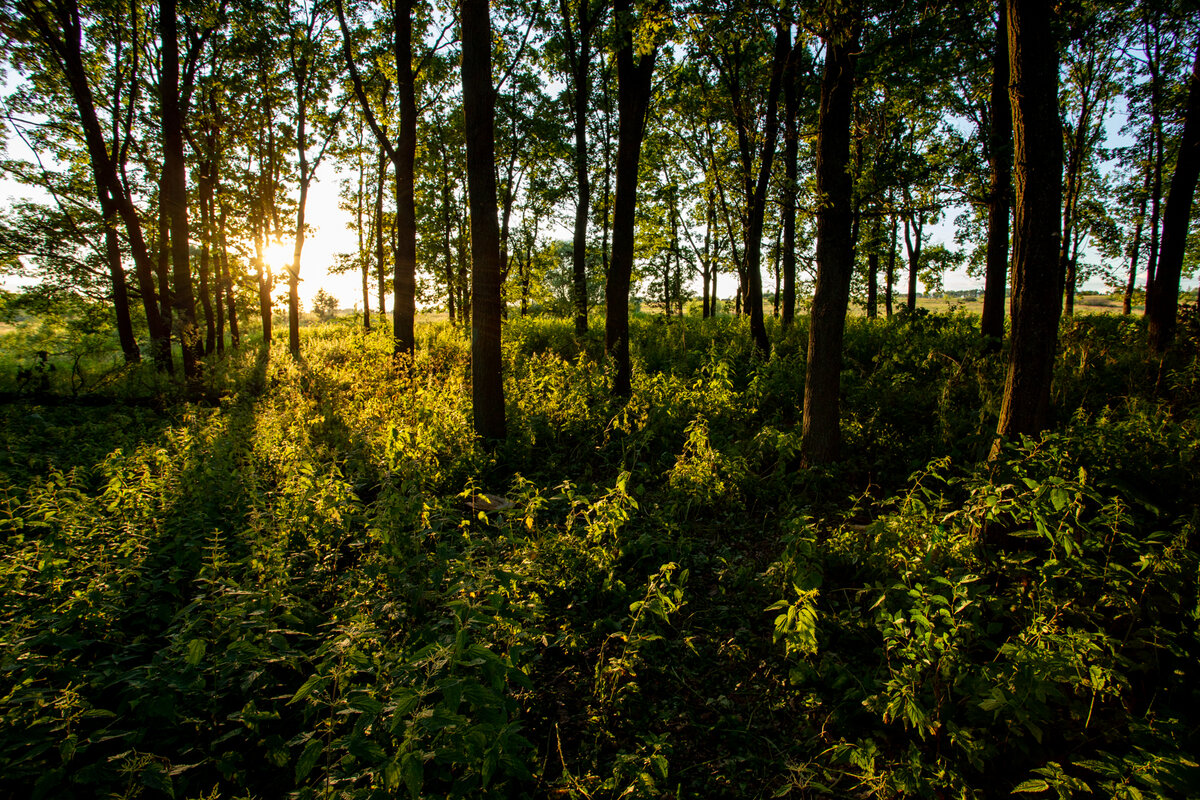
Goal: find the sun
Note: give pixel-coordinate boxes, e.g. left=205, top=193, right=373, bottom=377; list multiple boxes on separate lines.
left=263, top=239, right=295, bottom=275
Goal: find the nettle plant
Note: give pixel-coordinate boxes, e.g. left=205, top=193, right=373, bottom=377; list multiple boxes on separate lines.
left=770, top=436, right=1200, bottom=798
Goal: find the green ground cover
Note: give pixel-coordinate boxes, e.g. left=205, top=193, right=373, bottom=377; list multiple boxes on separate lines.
left=1, top=311, right=1198, bottom=799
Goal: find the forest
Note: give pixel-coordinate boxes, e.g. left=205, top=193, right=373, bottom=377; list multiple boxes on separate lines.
left=1, top=0, right=1200, bottom=797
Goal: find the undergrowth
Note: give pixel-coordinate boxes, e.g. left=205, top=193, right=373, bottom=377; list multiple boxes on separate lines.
left=1, top=311, right=1197, bottom=798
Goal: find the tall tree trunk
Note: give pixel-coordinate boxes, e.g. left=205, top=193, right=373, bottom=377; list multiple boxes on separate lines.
left=982, top=0, right=1012, bottom=345
left=605, top=0, right=658, bottom=397
left=97, top=192, right=139, bottom=362
left=375, top=146, right=387, bottom=321
left=218, top=202, right=238, bottom=349
left=781, top=32, right=801, bottom=329
left=160, top=0, right=200, bottom=380
left=740, top=25, right=789, bottom=355
left=991, top=0, right=1064, bottom=458
left=1124, top=153, right=1151, bottom=315
left=198, top=159, right=217, bottom=355
left=255, top=218, right=272, bottom=343
left=801, top=20, right=858, bottom=466
left=885, top=193, right=896, bottom=317
left=904, top=212, right=923, bottom=311
left=462, top=0, right=506, bottom=439
left=1148, top=43, right=1200, bottom=352
left=1144, top=118, right=1164, bottom=314
left=866, top=212, right=880, bottom=318
left=393, top=0, right=418, bottom=356
left=563, top=0, right=602, bottom=335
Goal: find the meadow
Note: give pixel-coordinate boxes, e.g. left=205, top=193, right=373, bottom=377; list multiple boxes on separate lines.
left=1, top=308, right=1198, bottom=798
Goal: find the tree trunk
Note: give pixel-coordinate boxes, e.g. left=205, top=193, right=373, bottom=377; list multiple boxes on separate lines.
left=393, top=0, right=418, bottom=356
left=1148, top=43, right=1200, bottom=352
left=605, top=0, right=658, bottom=397
left=160, top=0, right=201, bottom=380
left=740, top=25, right=789, bottom=355
left=981, top=0, right=1012, bottom=345
left=904, top=212, right=923, bottom=311
left=991, top=0, right=1064, bottom=458
left=801, top=21, right=858, bottom=466
left=564, top=0, right=601, bottom=335
left=462, top=0, right=506, bottom=439
left=1124, top=153, right=1151, bottom=315
left=255, top=218, right=272, bottom=343
left=781, top=32, right=801, bottom=329
left=218, top=202, right=239, bottom=348
left=885, top=197, right=896, bottom=317
left=375, top=146, right=387, bottom=322
left=866, top=212, right=880, bottom=318
left=197, top=158, right=217, bottom=355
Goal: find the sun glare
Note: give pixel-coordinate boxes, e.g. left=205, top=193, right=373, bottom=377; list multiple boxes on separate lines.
left=264, top=240, right=295, bottom=275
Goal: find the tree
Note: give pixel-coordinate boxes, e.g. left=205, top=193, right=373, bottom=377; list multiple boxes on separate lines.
left=1148, top=42, right=1200, bottom=353
left=553, top=0, right=607, bottom=335
left=335, top=0, right=419, bottom=356
left=606, top=0, right=663, bottom=397
left=6, top=0, right=172, bottom=369
left=990, top=0, right=1064, bottom=459
left=462, top=0, right=505, bottom=439
left=311, top=287, right=338, bottom=320
left=801, top=10, right=859, bottom=466
left=282, top=0, right=343, bottom=357
left=981, top=0, right=1011, bottom=344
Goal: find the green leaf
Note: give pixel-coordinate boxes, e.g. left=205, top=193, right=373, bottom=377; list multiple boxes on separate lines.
left=288, top=674, right=326, bottom=705
left=402, top=751, right=424, bottom=799
left=1012, top=778, right=1049, bottom=793
left=185, top=638, right=206, bottom=667
left=295, top=738, right=322, bottom=782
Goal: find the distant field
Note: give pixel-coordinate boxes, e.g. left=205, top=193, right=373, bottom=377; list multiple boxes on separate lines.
left=855, top=293, right=1140, bottom=316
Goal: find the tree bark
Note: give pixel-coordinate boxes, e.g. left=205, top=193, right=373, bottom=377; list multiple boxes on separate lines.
left=1148, top=43, right=1200, bottom=352
left=801, top=20, right=858, bottom=466
left=462, top=0, right=506, bottom=439
left=563, top=0, right=603, bottom=335
left=981, top=0, right=1011, bottom=345
left=781, top=33, right=802, bottom=329
left=991, top=0, right=1064, bottom=458
left=605, top=0, right=658, bottom=397
left=160, top=0, right=201, bottom=380
left=741, top=24, right=790, bottom=355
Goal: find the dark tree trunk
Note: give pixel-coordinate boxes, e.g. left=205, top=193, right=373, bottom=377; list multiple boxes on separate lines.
left=1144, top=115, right=1164, bottom=313
left=160, top=0, right=201, bottom=380
left=100, top=192, right=140, bottom=362
left=866, top=213, right=880, bottom=318
left=991, top=0, right=1064, bottom=458
left=1124, top=152, right=1151, bottom=315
left=1148, top=43, right=1200, bottom=352
left=741, top=25, right=790, bottom=355
left=218, top=202, right=238, bottom=349
left=255, top=220, right=272, bottom=343
left=375, top=146, right=387, bottom=321
left=982, top=0, right=1012, bottom=345
left=605, top=0, right=658, bottom=397
left=904, top=212, right=923, bottom=312
left=197, top=157, right=216, bottom=355
left=393, top=0, right=417, bottom=356
left=336, top=0, right=415, bottom=353
left=801, top=22, right=858, bottom=466
left=885, top=198, right=896, bottom=317
left=462, top=0, right=506, bottom=439
left=781, top=32, right=802, bottom=329
left=563, top=0, right=602, bottom=335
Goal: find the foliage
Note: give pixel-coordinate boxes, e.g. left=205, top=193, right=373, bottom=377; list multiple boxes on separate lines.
left=1, top=312, right=1198, bottom=798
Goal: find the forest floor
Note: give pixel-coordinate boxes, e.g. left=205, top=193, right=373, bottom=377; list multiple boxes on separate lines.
left=1, top=310, right=1198, bottom=799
